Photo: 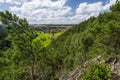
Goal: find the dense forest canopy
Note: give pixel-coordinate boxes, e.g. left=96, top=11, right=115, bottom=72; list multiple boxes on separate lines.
left=0, top=1, right=120, bottom=80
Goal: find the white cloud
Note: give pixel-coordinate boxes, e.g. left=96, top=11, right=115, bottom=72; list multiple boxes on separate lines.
left=66, top=2, right=103, bottom=23
left=6, top=0, right=26, bottom=5
left=1, top=0, right=119, bottom=24
left=75, top=2, right=103, bottom=21
left=76, top=2, right=103, bottom=15
left=9, top=0, right=72, bottom=24
left=70, top=0, right=118, bottom=23
left=0, top=0, right=27, bottom=5
left=0, top=0, right=5, bottom=3
left=103, top=0, right=118, bottom=10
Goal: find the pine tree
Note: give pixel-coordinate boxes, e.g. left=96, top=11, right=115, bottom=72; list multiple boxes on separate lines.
left=0, top=11, right=51, bottom=80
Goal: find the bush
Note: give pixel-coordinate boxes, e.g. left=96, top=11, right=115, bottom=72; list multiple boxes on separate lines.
left=82, top=62, right=112, bottom=80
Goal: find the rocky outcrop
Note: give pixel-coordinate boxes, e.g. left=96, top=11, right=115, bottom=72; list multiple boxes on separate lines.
left=59, top=56, right=120, bottom=80
left=109, top=57, right=120, bottom=80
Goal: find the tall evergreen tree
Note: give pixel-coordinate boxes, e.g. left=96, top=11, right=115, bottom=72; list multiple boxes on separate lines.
left=0, top=11, right=51, bottom=80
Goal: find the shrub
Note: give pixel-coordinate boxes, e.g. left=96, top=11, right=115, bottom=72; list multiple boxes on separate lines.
left=82, top=62, right=112, bottom=80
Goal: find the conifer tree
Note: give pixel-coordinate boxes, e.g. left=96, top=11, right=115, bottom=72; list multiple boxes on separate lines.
left=0, top=11, right=51, bottom=80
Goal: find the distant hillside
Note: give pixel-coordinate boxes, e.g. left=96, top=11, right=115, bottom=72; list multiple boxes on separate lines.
left=48, top=1, right=120, bottom=79
left=29, top=24, right=72, bottom=32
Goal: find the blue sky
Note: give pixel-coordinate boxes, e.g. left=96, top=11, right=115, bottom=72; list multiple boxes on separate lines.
left=0, top=0, right=117, bottom=24
left=67, top=0, right=103, bottom=8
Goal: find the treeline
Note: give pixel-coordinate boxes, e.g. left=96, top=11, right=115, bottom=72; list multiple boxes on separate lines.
left=0, top=1, right=120, bottom=80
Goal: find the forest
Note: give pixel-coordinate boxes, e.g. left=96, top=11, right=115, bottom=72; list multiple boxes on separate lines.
left=0, top=1, right=120, bottom=80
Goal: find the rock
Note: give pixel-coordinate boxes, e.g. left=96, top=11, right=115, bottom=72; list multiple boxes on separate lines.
left=110, top=74, right=120, bottom=80
left=111, top=58, right=120, bottom=76
left=59, top=56, right=120, bottom=80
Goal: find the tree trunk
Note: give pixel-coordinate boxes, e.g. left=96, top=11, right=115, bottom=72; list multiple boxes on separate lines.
left=31, top=54, right=35, bottom=80
left=30, top=40, right=35, bottom=80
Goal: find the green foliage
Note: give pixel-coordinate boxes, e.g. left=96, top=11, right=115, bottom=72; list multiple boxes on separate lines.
left=0, top=2, right=120, bottom=79
left=33, top=33, right=51, bottom=50
left=110, top=0, right=120, bottom=12
left=0, top=30, right=11, bottom=50
left=82, top=62, right=112, bottom=80
left=0, top=11, right=52, bottom=80
left=48, top=2, right=120, bottom=78
left=33, top=33, right=51, bottom=46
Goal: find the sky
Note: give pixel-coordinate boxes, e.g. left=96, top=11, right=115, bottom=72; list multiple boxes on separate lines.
left=0, top=0, right=118, bottom=24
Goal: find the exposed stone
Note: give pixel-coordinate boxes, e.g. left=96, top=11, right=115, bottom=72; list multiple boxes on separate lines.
left=109, top=74, right=120, bottom=80
left=59, top=56, right=120, bottom=80
left=111, top=58, right=120, bottom=76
